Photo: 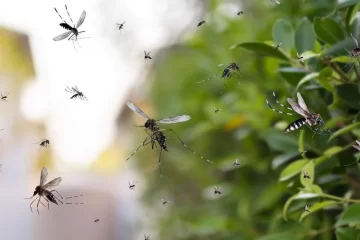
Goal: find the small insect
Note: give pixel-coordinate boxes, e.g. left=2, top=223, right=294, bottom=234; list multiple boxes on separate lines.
left=128, top=181, right=137, bottom=190
left=303, top=204, right=311, bottom=212
left=233, top=158, right=241, bottom=167
left=297, top=52, right=305, bottom=63
left=237, top=11, right=243, bottom=15
left=274, top=42, right=282, bottom=50
left=1, top=92, right=9, bottom=102
left=65, top=86, right=87, bottom=100
left=214, top=186, right=222, bottom=195
left=266, top=92, right=329, bottom=134
left=34, top=139, right=50, bottom=152
left=95, top=219, right=99, bottom=223
left=144, top=51, right=152, bottom=60
left=302, top=171, right=311, bottom=179
left=214, top=107, right=222, bottom=113
left=126, top=102, right=212, bottom=176
left=341, top=34, right=360, bottom=73
left=197, top=18, right=206, bottom=27
left=144, top=235, right=151, bottom=240
left=25, top=167, right=63, bottom=215
left=271, top=0, right=281, bottom=4
left=114, top=21, right=126, bottom=31
left=53, top=5, right=86, bottom=48
left=162, top=199, right=169, bottom=205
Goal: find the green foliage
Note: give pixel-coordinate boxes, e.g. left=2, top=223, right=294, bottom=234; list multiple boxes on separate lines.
left=140, top=0, right=360, bottom=239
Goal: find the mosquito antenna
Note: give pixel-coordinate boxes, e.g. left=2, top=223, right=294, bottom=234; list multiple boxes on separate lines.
left=54, top=7, right=69, bottom=25
left=65, top=5, right=75, bottom=26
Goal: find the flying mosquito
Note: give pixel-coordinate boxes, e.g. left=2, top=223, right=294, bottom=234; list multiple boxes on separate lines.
left=128, top=181, right=137, bottom=190
left=237, top=11, right=244, bottom=15
left=95, top=219, right=99, bottom=223
left=144, top=235, right=151, bottom=240
left=214, top=186, right=222, bottom=195
left=126, top=101, right=212, bottom=176
left=299, top=149, right=307, bottom=154
left=271, top=0, right=281, bottom=4
left=274, top=42, right=282, bottom=50
left=114, top=21, right=126, bottom=31
left=144, top=51, right=152, bottom=60
left=162, top=199, right=169, bottom=205
left=303, top=204, right=311, bottom=213
left=214, top=107, right=222, bottom=113
left=266, top=92, right=330, bottom=134
left=34, top=139, right=50, bottom=152
left=1, top=92, right=9, bottom=102
left=25, top=167, right=63, bottom=215
left=233, top=158, right=241, bottom=167
left=197, top=17, right=206, bottom=27
left=302, top=171, right=311, bottom=179
left=297, top=52, right=305, bottom=63
left=53, top=5, right=86, bottom=47
left=65, top=86, right=87, bottom=100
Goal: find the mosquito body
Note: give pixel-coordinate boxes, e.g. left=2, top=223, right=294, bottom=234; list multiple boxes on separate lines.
left=266, top=92, right=327, bottom=134
left=297, top=52, right=304, bottom=63
left=302, top=171, right=311, bottom=179
left=237, top=11, right=244, bottom=15
left=214, top=107, right=222, bottom=113
left=197, top=18, right=206, bottom=27
left=115, top=21, right=126, bottom=31
left=274, top=42, right=282, bottom=50
left=53, top=5, right=86, bottom=47
left=34, top=139, right=50, bottom=152
left=144, top=235, right=151, bottom=240
left=126, top=101, right=212, bottom=176
left=233, top=158, right=241, bottom=167
left=25, top=167, right=63, bottom=215
left=214, top=186, right=222, bottom=195
left=303, top=204, right=311, bottom=212
left=65, top=86, right=87, bottom=100
left=144, top=51, right=152, bottom=60
left=128, top=181, right=137, bottom=190
left=1, top=92, right=9, bottom=102
left=95, top=219, right=99, bottom=223
left=162, top=199, right=169, bottom=205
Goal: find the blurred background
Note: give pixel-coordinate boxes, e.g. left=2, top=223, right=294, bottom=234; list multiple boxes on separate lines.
left=0, top=0, right=360, bottom=239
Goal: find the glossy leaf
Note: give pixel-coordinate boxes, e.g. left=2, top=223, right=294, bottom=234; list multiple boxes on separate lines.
left=272, top=19, right=294, bottom=52
left=313, top=17, right=345, bottom=45
left=336, top=83, right=360, bottom=109
left=336, top=227, right=360, bottom=240
left=299, top=200, right=337, bottom=222
left=279, top=160, right=309, bottom=182
left=283, top=191, right=320, bottom=221
left=300, top=161, right=314, bottom=187
left=296, top=73, right=319, bottom=91
left=278, top=67, right=308, bottom=86
left=295, top=18, right=315, bottom=53
left=231, top=42, right=289, bottom=61
left=336, top=203, right=360, bottom=226
left=328, top=122, right=360, bottom=142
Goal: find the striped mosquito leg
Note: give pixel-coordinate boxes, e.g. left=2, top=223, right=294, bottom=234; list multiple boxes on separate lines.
left=160, top=129, right=213, bottom=163
left=272, top=92, right=293, bottom=111
left=284, top=118, right=307, bottom=133
left=65, top=193, right=86, bottom=204
left=126, top=136, right=152, bottom=161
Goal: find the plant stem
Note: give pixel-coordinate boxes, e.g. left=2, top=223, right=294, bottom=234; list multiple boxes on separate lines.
left=322, top=57, right=349, bottom=82
left=321, top=193, right=360, bottom=203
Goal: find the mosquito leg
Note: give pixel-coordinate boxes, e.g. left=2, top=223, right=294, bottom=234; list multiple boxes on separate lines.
left=158, top=148, right=163, bottom=177
left=159, top=129, right=213, bottom=163
left=36, top=196, right=42, bottom=215
left=54, top=7, right=69, bottom=25
left=65, top=193, right=86, bottom=200
left=50, top=190, right=64, bottom=199
left=126, top=137, right=151, bottom=161
left=29, top=196, right=40, bottom=213
left=68, top=33, right=74, bottom=41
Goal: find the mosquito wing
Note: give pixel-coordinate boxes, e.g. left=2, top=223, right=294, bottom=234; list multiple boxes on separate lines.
left=43, top=177, right=62, bottom=189
left=296, top=92, right=309, bottom=113
left=287, top=98, right=310, bottom=118
left=127, top=102, right=150, bottom=119
left=76, top=10, right=86, bottom=28
left=40, top=167, right=48, bottom=186
left=53, top=31, right=72, bottom=41
left=158, top=115, right=191, bottom=124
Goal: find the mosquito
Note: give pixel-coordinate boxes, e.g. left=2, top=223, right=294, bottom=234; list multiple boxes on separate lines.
left=274, top=42, right=282, bottom=50
left=1, top=92, right=9, bottom=102
left=340, top=34, right=360, bottom=73
left=34, top=139, right=50, bottom=152
left=65, top=86, right=87, bottom=100
left=297, top=52, right=305, bottom=63
left=126, top=101, right=212, bottom=176
left=128, top=181, right=137, bottom=190
left=114, top=21, right=126, bottom=31
left=302, top=171, right=311, bottom=179
left=162, top=199, right=169, bottom=205
left=197, top=18, right=206, bottom=27
left=303, top=204, right=311, bottom=213
left=53, top=5, right=86, bottom=48
left=144, top=235, right=151, bottom=240
left=95, top=219, right=99, bottom=223
left=214, top=186, right=222, bottom=195
left=25, top=167, right=63, bottom=215
left=214, top=107, right=222, bottom=113
left=271, top=0, right=281, bottom=4
left=299, top=149, right=307, bottom=155
left=266, top=92, right=330, bottom=134
left=144, top=51, right=152, bottom=60
left=237, top=11, right=244, bottom=15
left=233, top=158, right=241, bottom=167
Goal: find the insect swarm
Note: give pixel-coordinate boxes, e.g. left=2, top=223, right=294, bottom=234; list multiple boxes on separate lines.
left=65, top=86, right=87, bottom=100
left=126, top=101, right=212, bottom=177
left=53, top=5, right=86, bottom=48
left=1, top=92, right=9, bottom=102
left=266, top=92, right=329, bottom=134
left=25, top=167, right=63, bottom=215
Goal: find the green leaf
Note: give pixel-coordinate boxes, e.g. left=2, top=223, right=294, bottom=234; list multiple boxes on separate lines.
left=318, top=67, right=335, bottom=93
left=336, top=83, right=360, bottom=109
left=336, top=227, right=360, bottom=240
left=295, top=18, right=316, bottom=53
left=300, top=51, right=319, bottom=60
left=296, top=72, right=319, bottom=91
left=231, top=42, right=289, bottom=61
left=272, top=19, right=294, bottom=52
left=307, top=184, right=323, bottom=194
left=299, top=201, right=337, bottom=222
left=300, top=161, right=314, bottom=187
left=336, top=203, right=360, bottom=226
left=313, top=17, right=345, bottom=45
left=278, top=67, right=308, bottom=86
left=279, top=159, right=309, bottom=182
left=324, top=146, right=343, bottom=156
left=349, top=3, right=360, bottom=25
left=261, top=131, right=299, bottom=152
left=337, top=0, right=360, bottom=9
left=331, top=55, right=352, bottom=63
left=283, top=191, right=320, bottom=221
left=272, top=152, right=299, bottom=170
left=257, top=233, right=298, bottom=240
left=329, top=122, right=360, bottom=142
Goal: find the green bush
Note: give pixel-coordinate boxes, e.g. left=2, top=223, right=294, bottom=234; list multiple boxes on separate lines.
left=141, top=0, right=360, bottom=239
